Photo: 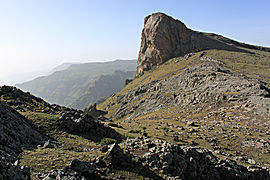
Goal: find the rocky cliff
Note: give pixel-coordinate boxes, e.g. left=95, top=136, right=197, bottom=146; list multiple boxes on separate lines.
left=136, top=12, right=270, bottom=75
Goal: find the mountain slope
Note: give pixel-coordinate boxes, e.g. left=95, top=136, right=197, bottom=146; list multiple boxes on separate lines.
left=97, top=13, right=270, bottom=171
left=99, top=48, right=270, bottom=170
left=49, top=62, right=77, bottom=74
left=69, top=70, right=135, bottom=109
left=16, top=60, right=136, bottom=108
left=0, top=101, right=51, bottom=179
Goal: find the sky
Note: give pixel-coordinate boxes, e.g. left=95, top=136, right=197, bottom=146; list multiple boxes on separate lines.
left=0, top=0, right=269, bottom=85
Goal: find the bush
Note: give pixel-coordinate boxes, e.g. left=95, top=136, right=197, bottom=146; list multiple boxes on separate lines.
left=100, top=138, right=117, bottom=145
left=142, top=132, right=148, bottom=137
left=128, top=130, right=141, bottom=134
left=163, top=127, right=169, bottom=133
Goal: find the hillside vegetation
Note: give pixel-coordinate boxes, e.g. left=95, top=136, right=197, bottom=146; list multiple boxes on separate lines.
left=17, top=60, right=136, bottom=109
left=98, top=48, right=270, bottom=169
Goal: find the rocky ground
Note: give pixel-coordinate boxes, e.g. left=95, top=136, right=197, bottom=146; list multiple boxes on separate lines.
left=98, top=49, right=270, bottom=178
left=1, top=49, right=270, bottom=179
left=0, top=89, right=121, bottom=179
left=1, top=81, right=269, bottom=179
left=105, top=52, right=270, bottom=121
left=34, top=137, right=270, bottom=180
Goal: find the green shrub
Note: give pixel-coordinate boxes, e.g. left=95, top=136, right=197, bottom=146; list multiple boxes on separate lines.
left=128, top=130, right=141, bottom=134
left=163, top=127, right=169, bottom=133
left=142, top=132, right=148, bottom=137
left=100, top=138, right=117, bottom=145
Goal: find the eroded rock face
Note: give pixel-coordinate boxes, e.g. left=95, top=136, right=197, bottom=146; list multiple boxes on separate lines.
left=136, top=13, right=245, bottom=75
left=0, top=101, right=50, bottom=179
left=0, top=102, right=49, bottom=155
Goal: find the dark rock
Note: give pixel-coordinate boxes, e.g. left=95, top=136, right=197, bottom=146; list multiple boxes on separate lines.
left=70, top=159, right=96, bottom=175
left=35, top=169, right=86, bottom=180
left=0, top=157, right=30, bottom=180
left=103, top=143, right=131, bottom=169
left=125, top=79, right=133, bottom=86
left=0, top=102, right=49, bottom=154
left=59, top=109, right=121, bottom=142
left=84, top=104, right=107, bottom=119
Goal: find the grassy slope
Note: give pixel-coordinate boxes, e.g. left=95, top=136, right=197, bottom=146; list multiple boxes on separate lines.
left=19, top=112, right=103, bottom=172
left=98, top=49, right=270, bottom=168
left=19, top=112, right=148, bottom=178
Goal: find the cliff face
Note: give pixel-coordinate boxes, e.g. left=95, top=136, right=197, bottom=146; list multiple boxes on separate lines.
left=136, top=13, right=246, bottom=75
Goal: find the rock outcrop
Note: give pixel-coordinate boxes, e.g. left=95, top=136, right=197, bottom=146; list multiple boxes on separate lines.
left=0, top=102, right=49, bottom=155
left=59, top=108, right=121, bottom=142
left=136, top=13, right=252, bottom=75
left=0, top=85, right=62, bottom=114
left=121, top=137, right=270, bottom=180
left=0, top=101, right=50, bottom=179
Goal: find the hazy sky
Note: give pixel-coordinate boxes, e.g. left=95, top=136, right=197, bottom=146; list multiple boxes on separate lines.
left=0, top=0, right=269, bottom=84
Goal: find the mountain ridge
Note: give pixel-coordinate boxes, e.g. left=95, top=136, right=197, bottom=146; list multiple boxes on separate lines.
left=16, top=59, right=137, bottom=109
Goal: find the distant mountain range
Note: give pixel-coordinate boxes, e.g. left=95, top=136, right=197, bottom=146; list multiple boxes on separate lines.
left=16, top=60, right=137, bottom=109
left=49, top=62, right=79, bottom=74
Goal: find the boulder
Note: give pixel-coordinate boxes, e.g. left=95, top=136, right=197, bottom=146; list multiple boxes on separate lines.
left=70, top=159, right=96, bottom=175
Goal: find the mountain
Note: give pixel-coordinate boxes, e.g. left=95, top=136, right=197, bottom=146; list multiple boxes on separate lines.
left=49, top=62, right=78, bottom=74
left=97, top=13, right=270, bottom=177
left=16, top=60, right=137, bottom=109
left=1, top=13, right=270, bottom=179
left=69, top=70, right=136, bottom=109
left=137, top=13, right=270, bottom=75
left=0, top=63, right=76, bottom=86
